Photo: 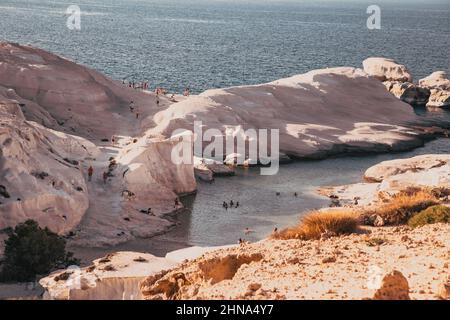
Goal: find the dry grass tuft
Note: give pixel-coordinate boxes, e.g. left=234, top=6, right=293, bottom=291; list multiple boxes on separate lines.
left=272, top=210, right=359, bottom=240
left=366, top=190, right=438, bottom=225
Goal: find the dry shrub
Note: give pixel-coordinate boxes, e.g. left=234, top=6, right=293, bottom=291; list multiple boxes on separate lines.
left=273, top=210, right=359, bottom=240
left=367, top=189, right=438, bottom=225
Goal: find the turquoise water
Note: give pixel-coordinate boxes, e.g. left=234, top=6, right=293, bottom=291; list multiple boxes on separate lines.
left=1, top=0, right=449, bottom=93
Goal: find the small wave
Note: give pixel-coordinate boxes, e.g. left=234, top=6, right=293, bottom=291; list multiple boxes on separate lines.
left=0, top=5, right=107, bottom=16
left=151, top=18, right=227, bottom=25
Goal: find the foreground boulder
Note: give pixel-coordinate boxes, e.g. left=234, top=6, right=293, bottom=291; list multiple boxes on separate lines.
left=438, top=275, right=450, bottom=300
left=363, top=57, right=413, bottom=82
left=372, top=270, right=410, bottom=300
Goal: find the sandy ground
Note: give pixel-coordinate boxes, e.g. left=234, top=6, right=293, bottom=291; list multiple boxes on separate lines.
left=141, top=224, right=449, bottom=300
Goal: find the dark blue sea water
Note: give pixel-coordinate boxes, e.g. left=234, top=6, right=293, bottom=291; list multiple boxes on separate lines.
left=0, top=0, right=449, bottom=93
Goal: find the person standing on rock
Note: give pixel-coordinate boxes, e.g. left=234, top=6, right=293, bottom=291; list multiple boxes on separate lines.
left=88, top=166, right=94, bottom=182
left=103, top=171, right=108, bottom=184
left=129, top=101, right=134, bottom=113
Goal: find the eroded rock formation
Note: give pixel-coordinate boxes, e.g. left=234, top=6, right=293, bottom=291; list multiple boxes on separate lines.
left=151, top=67, right=426, bottom=160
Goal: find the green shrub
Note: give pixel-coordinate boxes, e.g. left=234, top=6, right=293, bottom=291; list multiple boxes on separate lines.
left=407, top=205, right=450, bottom=228
left=0, top=220, right=79, bottom=282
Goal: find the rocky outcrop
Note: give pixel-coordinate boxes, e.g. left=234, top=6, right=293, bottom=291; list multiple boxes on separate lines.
left=383, top=81, right=430, bottom=106
left=152, top=67, right=426, bottom=160
left=372, top=270, right=410, bottom=300
left=39, top=252, right=177, bottom=300
left=364, top=154, right=450, bottom=183
left=139, top=224, right=449, bottom=300
left=363, top=58, right=413, bottom=82
left=419, top=72, right=450, bottom=108
left=194, top=158, right=235, bottom=182
left=419, top=71, right=450, bottom=90
left=321, top=155, right=450, bottom=207
left=140, top=251, right=263, bottom=300
left=427, top=89, right=450, bottom=108
left=364, top=59, right=450, bottom=109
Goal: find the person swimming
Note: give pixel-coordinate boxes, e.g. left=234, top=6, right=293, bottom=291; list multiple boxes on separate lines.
left=244, top=227, right=254, bottom=235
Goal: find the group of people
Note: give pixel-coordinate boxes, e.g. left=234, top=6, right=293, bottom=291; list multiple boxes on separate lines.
left=122, top=79, right=191, bottom=98
left=276, top=192, right=298, bottom=197
left=87, top=166, right=109, bottom=185
left=123, top=80, right=150, bottom=90
left=223, top=200, right=239, bottom=210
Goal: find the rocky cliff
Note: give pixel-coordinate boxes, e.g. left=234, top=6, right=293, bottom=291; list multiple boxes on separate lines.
left=0, top=42, right=196, bottom=242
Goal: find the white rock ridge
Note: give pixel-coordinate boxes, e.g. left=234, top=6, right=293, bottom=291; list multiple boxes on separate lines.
left=151, top=67, right=426, bottom=160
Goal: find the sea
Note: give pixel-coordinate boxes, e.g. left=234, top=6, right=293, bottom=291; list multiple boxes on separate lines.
left=0, top=0, right=449, bottom=94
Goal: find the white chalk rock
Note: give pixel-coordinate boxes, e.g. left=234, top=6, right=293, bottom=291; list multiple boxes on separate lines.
left=39, top=252, right=177, bottom=300
left=363, top=57, right=413, bottom=82
left=151, top=67, right=422, bottom=160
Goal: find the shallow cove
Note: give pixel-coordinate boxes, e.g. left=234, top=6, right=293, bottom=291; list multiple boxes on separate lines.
left=71, top=135, right=450, bottom=265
